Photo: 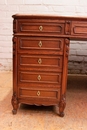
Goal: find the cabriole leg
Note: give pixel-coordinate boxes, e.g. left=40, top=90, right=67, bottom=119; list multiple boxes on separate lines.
left=11, top=92, right=19, bottom=115
left=59, top=95, right=66, bottom=117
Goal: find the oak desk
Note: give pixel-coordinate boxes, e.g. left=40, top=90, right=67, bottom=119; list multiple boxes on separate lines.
left=12, top=14, right=87, bottom=117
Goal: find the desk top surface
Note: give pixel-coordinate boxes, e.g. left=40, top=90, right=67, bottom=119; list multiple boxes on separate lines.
left=12, top=14, right=87, bottom=20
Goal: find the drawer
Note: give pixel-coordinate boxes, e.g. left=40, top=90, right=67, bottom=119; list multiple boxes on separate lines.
left=71, top=21, right=87, bottom=35
left=19, top=71, right=61, bottom=84
left=18, top=37, right=64, bottom=54
left=18, top=88, right=60, bottom=100
left=18, top=22, right=64, bottom=35
left=18, top=55, right=63, bottom=69
left=18, top=82, right=61, bottom=89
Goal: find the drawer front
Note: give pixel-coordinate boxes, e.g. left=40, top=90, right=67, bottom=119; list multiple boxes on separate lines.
left=19, top=88, right=60, bottom=100
left=19, top=71, right=61, bottom=84
left=18, top=22, right=64, bottom=34
left=18, top=55, right=63, bottom=69
left=71, top=21, right=87, bottom=35
left=18, top=83, right=60, bottom=89
left=18, top=37, right=64, bottom=53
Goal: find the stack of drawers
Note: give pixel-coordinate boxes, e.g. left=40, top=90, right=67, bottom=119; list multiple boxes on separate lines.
left=18, top=37, right=63, bottom=104
left=12, top=15, right=69, bottom=117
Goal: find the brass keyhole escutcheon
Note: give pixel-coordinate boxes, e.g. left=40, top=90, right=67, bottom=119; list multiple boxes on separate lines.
left=37, top=91, right=40, bottom=96
left=39, top=26, right=43, bottom=31
left=38, top=58, right=42, bottom=64
left=38, top=41, right=42, bottom=47
left=37, top=75, right=41, bottom=81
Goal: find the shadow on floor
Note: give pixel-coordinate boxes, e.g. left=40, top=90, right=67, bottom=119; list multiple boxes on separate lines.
left=67, top=75, right=87, bottom=90
left=1, top=74, right=87, bottom=115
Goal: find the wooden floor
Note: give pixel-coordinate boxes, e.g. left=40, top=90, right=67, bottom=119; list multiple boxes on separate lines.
left=0, top=71, right=87, bottom=130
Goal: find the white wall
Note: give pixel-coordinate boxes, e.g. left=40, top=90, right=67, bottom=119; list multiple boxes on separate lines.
left=0, top=0, right=87, bottom=73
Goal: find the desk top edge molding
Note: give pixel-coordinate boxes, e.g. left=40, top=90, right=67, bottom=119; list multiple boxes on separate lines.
left=12, top=14, right=87, bottom=20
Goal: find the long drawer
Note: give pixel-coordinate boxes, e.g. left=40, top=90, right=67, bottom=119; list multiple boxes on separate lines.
left=18, top=88, right=60, bottom=100
left=17, top=20, right=64, bottom=35
left=71, top=21, right=87, bottom=36
left=18, top=71, right=61, bottom=84
left=18, top=82, right=60, bottom=89
left=18, top=37, right=64, bottom=55
left=18, top=54, right=63, bottom=72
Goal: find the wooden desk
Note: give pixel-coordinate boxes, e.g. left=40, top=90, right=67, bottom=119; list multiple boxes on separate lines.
left=12, top=14, right=87, bottom=117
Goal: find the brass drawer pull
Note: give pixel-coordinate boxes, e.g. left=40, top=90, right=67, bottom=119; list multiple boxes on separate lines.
left=38, top=41, right=42, bottom=47
left=38, top=58, right=42, bottom=64
left=37, top=91, right=40, bottom=96
left=39, top=26, right=43, bottom=31
left=37, top=75, right=41, bottom=81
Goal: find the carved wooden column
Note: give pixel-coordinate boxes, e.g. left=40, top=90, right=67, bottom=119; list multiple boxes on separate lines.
left=59, top=38, right=70, bottom=117
left=11, top=37, right=19, bottom=114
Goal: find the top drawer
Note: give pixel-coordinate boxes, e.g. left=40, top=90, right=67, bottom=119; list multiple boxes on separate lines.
left=71, top=21, right=87, bottom=36
left=14, top=19, right=65, bottom=35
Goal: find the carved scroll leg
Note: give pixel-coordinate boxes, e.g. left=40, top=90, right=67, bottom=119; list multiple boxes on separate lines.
left=11, top=93, right=19, bottom=115
left=59, top=95, right=66, bottom=117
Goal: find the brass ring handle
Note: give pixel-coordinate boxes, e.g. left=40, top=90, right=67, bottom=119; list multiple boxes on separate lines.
left=37, top=91, right=40, bottom=96
left=37, top=75, right=41, bottom=81
left=38, top=41, right=42, bottom=47
left=39, top=26, right=43, bottom=31
left=38, top=58, right=42, bottom=64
